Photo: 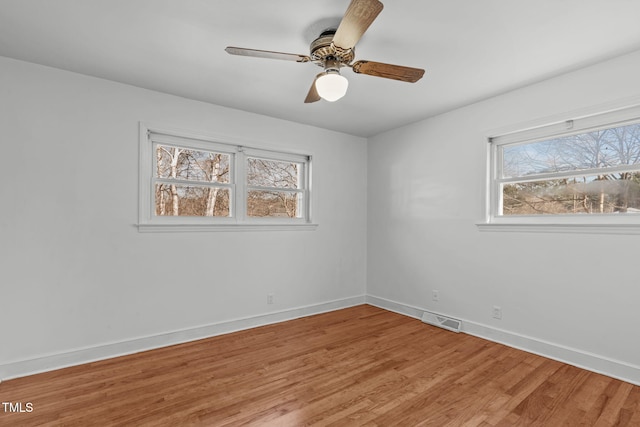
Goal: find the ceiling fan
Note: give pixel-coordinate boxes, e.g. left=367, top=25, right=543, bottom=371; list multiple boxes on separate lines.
left=225, top=0, right=425, bottom=103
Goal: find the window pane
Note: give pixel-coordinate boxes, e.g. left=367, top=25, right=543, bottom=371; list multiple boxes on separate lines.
left=502, top=173, right=640, bottom=215
left=155, top=184, right=230, bottom=217
left=502, top=123, right=640, bottom=178
left=156, top=145, right=230, bottom=183
left=247, top=158, right=300, bottom=189
left=247, top=190, right=302, bottom=218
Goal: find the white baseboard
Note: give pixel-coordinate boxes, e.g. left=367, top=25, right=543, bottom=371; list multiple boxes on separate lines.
left=0, top=295, right=366, bottom=381
left=5, top=294, right=638, bottom=386
left=366, top=295, right=640, bottom=386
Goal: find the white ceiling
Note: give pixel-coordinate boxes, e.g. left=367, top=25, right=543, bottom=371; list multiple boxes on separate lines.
left=2, top=0, right=640, bottom=137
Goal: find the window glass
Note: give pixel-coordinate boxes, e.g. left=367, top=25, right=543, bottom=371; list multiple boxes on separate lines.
left=247, top=190, right=302, bottom=218
left=156, top=145, right=230, bottom=183
left=502, top=123, right=640, bottom=179
left=246, top=157, right=304, bottom=218
left=154, top=144, right=231, bottom=217
left=246, top=158, right=301, bottom=189
left=502, top=175, right=640, bottom=215
left=155, top=185, right=230, bottom=217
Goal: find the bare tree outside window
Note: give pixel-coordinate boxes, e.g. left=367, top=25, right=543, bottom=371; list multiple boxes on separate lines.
left=500, top=123, right=640, bottom=216
left=155, top=145, right=230, bottom=217
left=246, top=157, right=303, bottom=218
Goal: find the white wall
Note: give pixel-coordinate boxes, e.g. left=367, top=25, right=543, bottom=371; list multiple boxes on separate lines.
left=367, top=50, right=640, bottom=384
left=0, top=56, right=367, bottom=377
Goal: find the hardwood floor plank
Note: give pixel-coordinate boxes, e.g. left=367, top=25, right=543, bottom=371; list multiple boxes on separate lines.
left=1, top=305, right=638, bottom=426
left=593, top=382, right=635, bottom=427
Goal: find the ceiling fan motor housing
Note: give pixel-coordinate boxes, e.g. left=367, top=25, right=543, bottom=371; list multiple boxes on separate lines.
left=310, top=29, right=355, bottom=67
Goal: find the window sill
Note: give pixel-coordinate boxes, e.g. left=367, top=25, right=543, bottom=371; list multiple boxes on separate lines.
left=137, top=223, right=318, bottom=232
left=476, top=222, right=640, bottom=235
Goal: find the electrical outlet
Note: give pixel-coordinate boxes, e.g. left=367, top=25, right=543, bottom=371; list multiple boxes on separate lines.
left=492, top=306, right=502, bottom=320
left=267, top=294, right=274, bottom=305
left=432, top=290, right=439, bottom=302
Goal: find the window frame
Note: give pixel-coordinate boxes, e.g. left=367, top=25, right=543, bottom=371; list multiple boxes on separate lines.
left=138, top=123, right=316, bottom=232
left=480, top=102, right=640, bottom=234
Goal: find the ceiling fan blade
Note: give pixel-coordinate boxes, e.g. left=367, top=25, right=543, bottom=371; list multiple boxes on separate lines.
left=351, top=60, right=425, bottom=82
left=225, top=47, right=310, bottom=63
left=332, top=0, right=384, bottom=50
left=304, top=73, right=325, bottom=103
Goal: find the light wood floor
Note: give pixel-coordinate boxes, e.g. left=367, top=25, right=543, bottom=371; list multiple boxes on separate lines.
left=1, top=305, right=639, bottom=426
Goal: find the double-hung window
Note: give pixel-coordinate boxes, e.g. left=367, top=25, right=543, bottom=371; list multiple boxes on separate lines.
left=485, top=104, right=640, bottom=231
left=139, top=125, right=314, bottom=231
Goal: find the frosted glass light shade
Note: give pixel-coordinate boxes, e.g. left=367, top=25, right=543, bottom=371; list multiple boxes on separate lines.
left=315, top=72, right=348, bottom=102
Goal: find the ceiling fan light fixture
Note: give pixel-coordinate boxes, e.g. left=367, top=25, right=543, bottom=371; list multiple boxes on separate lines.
left=315, top=70, right=348, bottom=102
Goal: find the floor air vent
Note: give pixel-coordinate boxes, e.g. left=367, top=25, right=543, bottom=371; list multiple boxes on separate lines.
left=421, top=311, right=462, bottom=333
